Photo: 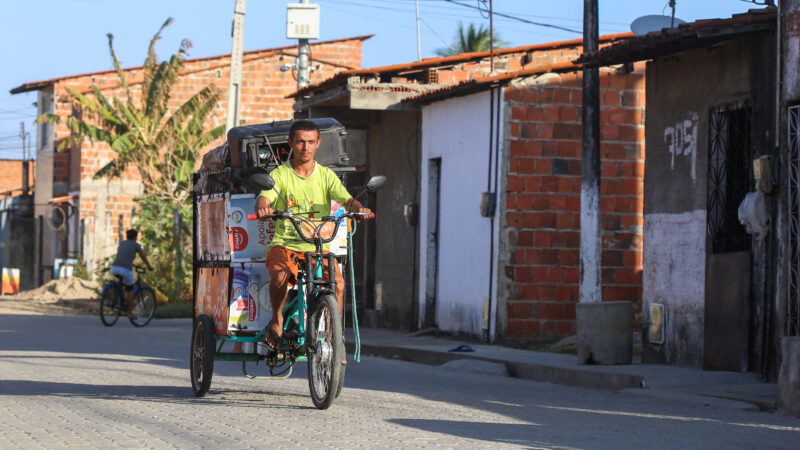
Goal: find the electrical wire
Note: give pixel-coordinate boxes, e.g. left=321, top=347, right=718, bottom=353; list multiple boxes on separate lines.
left=442, top=0, right=580, bottom=33
left=421, top=18, right=450, bottom=46
left=476, top=0, right=489, bottom=19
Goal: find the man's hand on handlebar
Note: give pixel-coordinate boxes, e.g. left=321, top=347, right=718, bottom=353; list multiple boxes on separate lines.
left=256, top=206, right=276, bottom=220
left=347, top=199, right=372, bottom=222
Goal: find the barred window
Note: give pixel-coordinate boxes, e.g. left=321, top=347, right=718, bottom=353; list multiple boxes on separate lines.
left=707, top=102, right=752, bottom=254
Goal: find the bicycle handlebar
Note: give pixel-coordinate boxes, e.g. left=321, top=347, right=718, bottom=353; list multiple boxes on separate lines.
left=246, top=210, right=374, bottom=244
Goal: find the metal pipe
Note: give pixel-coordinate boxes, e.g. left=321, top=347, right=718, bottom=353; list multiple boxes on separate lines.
left=415, top=0, right=422, bottom=61
left=489, top=0, right=494, bottom=72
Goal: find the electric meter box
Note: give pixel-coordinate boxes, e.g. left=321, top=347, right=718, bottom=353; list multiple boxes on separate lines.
left=286, top=3, right=320, bottom=40
left=227, top=118, right=350, bottom=172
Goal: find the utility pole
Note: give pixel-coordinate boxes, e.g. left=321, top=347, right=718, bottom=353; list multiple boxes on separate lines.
left=489, top=0, right=494, bottom=72
left=19, top=121, right=27, bottom=160
left=225, top=0, right=246, bottom=133
left=287, top=1, right=319, bottom=90
left=297, top=0, right=311, bottom=89
left=580, top=0, right=601, bottom=304
left=415, top=0, right=422, bottom=61
left=20, top=122, right=29, bottom=197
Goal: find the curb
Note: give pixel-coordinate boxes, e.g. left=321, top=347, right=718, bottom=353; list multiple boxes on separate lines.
left=347, top=342, right=645, bottom=391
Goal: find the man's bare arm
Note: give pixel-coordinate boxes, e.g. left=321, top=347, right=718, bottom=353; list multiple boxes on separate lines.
left=137, top=248, right=153, bottom=271
left=255, top=195, right=275, bottom=219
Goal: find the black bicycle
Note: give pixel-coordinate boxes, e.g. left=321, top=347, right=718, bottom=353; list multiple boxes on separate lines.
left=100, top=265, right=157, bottom=327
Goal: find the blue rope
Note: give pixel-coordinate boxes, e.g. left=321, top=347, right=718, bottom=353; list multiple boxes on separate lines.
left=347, top=218, right=361, bottom=363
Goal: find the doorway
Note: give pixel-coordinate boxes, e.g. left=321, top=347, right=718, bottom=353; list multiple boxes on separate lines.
left=424, top=158, right=441, bottom=328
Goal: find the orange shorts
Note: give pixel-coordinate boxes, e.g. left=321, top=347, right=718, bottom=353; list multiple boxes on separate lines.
left=266, top=246, right=344, bottom=288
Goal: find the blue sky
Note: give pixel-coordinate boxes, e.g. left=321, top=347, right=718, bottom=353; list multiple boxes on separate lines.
left=0, top=0, right=761, bottom=160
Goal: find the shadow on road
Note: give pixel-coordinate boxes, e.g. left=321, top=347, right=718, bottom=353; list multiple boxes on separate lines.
left=387, top=419, right=552, bottom=448
left=0, top=379, right=311, bottom=409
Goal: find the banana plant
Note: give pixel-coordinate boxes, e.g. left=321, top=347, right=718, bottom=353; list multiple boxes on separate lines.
left=37, top=17, right=224, bottom=207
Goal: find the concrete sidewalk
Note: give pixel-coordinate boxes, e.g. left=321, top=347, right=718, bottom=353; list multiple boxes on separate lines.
left=345, top=327, right=777, bottom=412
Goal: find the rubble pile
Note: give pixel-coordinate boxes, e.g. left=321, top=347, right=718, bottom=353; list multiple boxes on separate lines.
left=14, top=277, right=100, bottom=303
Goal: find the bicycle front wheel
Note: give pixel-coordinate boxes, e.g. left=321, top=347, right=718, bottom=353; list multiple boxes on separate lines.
left=129, top=287, right=157, bottom=327
left=99, top=283, right=121, bottom=327
left=307, top=294, right=344, bottom=410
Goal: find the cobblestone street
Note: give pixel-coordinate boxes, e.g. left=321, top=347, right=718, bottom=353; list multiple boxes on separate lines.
left=1, top=314, right=799, bottom=448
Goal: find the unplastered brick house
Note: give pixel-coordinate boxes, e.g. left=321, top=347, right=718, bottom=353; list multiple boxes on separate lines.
left=405, top=60, right=646, bottom=343
left=289, top=33, right=645, bottom=343
left=0, top=159, right=35, bottom=199
left=10, top=35, right=370, bottom=283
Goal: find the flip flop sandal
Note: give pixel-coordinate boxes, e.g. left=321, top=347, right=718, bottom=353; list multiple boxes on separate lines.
left=448, top=344, right=474, bottom=353
left=264, top=327, right=281, bottom=352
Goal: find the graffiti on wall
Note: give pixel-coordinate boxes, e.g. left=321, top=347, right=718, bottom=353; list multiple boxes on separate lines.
left=663, top=112, right=699, bottom=182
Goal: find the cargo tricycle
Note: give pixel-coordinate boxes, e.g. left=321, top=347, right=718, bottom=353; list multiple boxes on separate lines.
left=190, top=119, right=383, bottom=409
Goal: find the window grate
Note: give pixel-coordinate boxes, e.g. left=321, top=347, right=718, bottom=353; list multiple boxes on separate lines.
left=788, top=105, right=800, bottom=336
left=707, top=102, right=752, bottom=254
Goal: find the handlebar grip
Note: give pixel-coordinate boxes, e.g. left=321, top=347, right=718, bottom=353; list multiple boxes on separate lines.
left=247, top=214, right=259, bottom=220
left=365, top=213, right=375, bottom=219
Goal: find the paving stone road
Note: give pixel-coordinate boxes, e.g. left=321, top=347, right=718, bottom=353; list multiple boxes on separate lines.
left=1, top=314, right=799, bottom=449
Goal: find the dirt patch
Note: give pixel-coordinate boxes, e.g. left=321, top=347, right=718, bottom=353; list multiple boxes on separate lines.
left=0, top=277, right=100, bottom=316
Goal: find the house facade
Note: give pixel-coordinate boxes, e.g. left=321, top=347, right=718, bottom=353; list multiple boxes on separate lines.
left=10, top=36, right=370, bottom=284
left=290, top=34, right=646, bottom=343
left=409, top=63, right=645, bottom=342
left=579, top=7, right=786, bottom=377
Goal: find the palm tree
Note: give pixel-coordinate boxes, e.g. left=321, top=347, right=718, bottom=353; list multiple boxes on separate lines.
left=37, top=17, right=224, bottom=206
left=434, top=22, right=509, bottom=56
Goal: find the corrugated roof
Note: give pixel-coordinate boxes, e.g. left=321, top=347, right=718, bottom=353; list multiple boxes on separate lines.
left=402, top=61, right=580, bottom=105
left=290, top=33, right=633, bottom=99
left=576, top=7, right=775, bottom=66
left=9, top=35, right=373, bottom=95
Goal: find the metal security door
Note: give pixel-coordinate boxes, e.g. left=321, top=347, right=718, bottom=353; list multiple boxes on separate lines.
left=787, top=105, right=800, bottom=336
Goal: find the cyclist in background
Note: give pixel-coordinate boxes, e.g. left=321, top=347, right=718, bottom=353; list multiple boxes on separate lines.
left=111, top=229, right=153, bottom=317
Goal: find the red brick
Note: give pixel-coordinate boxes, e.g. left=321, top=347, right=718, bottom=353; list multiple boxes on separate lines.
left=510, top=140, right=526, bottom=157
left=543, top=104, right=560, bottom=122
left=527, top=107, right=544, bottom=122
left=542, top=141, right=559, bottom=157
left=534, top=231, right=552, bottom=247
left=603, top=89, right=621, bottom=106
left=508, top=320, right=524, bottom=336
left=523, top=320, right=540, bottom=336
left=517, top=193, right=534, bottom=209
left=560, top=105, right=578, bottom=122
left=554, top=88, right=572, bottom=104
left=553, top=123, right=581, bottom=140
left=512, top=105, right=527, bottom=121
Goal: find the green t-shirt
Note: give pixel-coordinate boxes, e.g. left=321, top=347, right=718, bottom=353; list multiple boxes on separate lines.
left=259, top=161, right=351, bottom=253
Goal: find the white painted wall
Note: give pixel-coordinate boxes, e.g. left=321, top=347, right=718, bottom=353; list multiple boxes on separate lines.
left=418, top=90, right=502, bottom=337
left=643, top=210, right=706, bottom=364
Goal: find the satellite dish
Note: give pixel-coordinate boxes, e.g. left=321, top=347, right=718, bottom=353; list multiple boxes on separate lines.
left=630, top=15, right=686, bottom=36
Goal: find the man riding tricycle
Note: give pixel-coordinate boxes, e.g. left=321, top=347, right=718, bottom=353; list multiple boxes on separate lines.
left=190, top=118, right=384, bottom=409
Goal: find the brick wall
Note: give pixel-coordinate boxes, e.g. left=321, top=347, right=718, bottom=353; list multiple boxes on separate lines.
left=502, top=63, right=646, bottom=342
left=42, top=37, right=366, bottom=265
left=0, top=159, right=35, bottom=198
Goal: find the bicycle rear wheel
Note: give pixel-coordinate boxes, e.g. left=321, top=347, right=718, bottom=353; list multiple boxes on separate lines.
left=190, top=314, right=215, bottom=397
left=99, top=283, right=121, bottom=327
left=307, top=294, right=344, bottom=410
left=129, top=287, right=157, bottom=327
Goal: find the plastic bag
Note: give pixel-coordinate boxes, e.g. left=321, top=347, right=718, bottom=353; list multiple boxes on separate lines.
left=738, top=191, right=769, bottom=239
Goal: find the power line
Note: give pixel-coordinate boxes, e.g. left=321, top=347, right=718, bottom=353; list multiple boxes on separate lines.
left=319, top=0, right=582, bottom=33
left=441, top=0, right=581, bottom=33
